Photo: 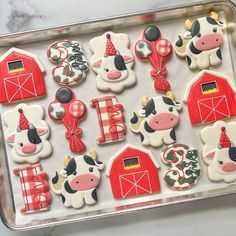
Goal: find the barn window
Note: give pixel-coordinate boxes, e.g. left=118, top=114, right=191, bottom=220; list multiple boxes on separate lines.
left=201, top=81, right=219, bottom=95
left=123, top=157, right=140, bottom=170
left=7, top=60, right=24, bottom=73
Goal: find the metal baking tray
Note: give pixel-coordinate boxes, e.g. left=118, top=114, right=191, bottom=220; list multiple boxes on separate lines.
left=1, top=0, right=236, bottom=231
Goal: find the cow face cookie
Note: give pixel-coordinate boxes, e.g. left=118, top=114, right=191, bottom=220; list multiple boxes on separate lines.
left=89, top=32, right=136, bottom=93
left=174, top=12, right=224, bottom=70
left=130, top=95, right=182, bottom=147
left=201, top=121, right=236, bottom=183
left=183, top=70, right=236, bottom=125
left=161, top=144, right=201, bottom=190
left=51, top=150, right=104, bottom=209
left=135, top=25, right=172, bottom=92
left=47, top=40, right=88, bottom=86
left=3, top=104, right=52, bottom=164
left=0, top=48, right=46, bottom=104
left=48, top=87, right=87, bottom=153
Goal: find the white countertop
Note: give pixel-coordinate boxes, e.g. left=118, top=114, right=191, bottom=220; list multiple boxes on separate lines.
left=1, top=0, right=236, bottom=235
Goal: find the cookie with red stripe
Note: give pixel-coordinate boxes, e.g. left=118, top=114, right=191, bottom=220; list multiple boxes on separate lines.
left=135, top=25, right=173, bottom=92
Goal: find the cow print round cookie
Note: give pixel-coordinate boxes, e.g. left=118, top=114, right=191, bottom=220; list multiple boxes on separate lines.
left=47, top=40, right=88, bottom=86
left=89, top=32, right=136, bottom=93
left=174, top=12, right=224, bottom=70
left=51, top=150, right=104, bottom=209
left=3, top=103, right=52, bottom=164
left=161, top=144, right=201, bottom=190
left=130, top=95, right=182, bottom=147
left=201, top=121, right=236, bottom=183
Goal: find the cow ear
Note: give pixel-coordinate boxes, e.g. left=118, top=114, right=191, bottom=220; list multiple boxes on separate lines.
left=205, top=150, right=216, bottom=159
left=173, top=101, right=182, bottom=111
left=93, top=59, right=102, bottom=68
left=6, top=133, right=15, bottom=143
left=123, top=55, right=134, bottom=63
left=95, top=160, right=105, bottom=171
left=36, top=127, right=48, bottom=136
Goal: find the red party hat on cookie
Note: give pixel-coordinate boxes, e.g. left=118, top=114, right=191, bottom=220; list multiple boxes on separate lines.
left=218, top=126, right=232, bottom=149
left=18, top=108, right=30, bottom=130
left=105, top=33, right=117, bottom=56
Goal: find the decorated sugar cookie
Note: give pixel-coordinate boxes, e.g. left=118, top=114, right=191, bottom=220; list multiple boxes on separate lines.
left=174, top=12, right=224, bottom=70
left=135, top=25, right=172, bottom=92
left=201, top=121, right=236, bottom=182
left=161, top=144, right=201, bottom=190
left=14, top=164, right=51, bottom=214
left=47, top=40, right=88, bottom=86
left=90, top=95, right=126, bottom=144
left=0, top=47, right=46, bottom=104
left=51, top=150, right=104, bottom=209
left=130, top=94, right=182, bottom=147
left=184, top=70, right=236, bottom=125
left=48, top=87, right=87, bottom=153
left=106, top=144, right=161, bottom=199
left=89, top=32, right=136, bottom=93
left=3, top=104, right=52, bottom=164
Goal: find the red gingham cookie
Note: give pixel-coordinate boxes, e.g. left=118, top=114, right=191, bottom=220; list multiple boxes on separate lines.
left=69, top=100, right=86, bottom=118
left=156, top=39, right=172, bottom=57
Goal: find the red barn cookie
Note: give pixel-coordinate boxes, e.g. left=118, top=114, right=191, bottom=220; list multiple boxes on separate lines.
left=0, top=48, right=46, bottom=104
left=90, top=95, right=126, bottom=144
left=48, top=87, right=87, bottom=153
left=106, top=144, right=161, bottom=199
left=14, top=164, right=51, bottom=214
left=135, top=25, right=172, bottom=92
left=184, top=70, right=236, bottom=125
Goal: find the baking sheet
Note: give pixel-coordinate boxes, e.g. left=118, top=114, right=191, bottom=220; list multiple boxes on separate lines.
left=0, top=11, right=235, bottom=227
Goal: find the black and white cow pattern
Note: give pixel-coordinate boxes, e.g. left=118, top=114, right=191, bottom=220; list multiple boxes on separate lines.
left=52, top=154, right=104, bottom=209
left=130, top=96, right=182, bottom=147
left=175, top=16, right=224, bottom=69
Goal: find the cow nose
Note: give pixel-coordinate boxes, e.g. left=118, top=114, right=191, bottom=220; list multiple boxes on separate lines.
left=107, top=70, right=122, bottom=80
left=21, top=143, right=37, bottom=154
left=195, top=33, right=223, bottom=51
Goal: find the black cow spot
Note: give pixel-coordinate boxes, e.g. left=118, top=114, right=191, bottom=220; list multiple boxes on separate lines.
left=216, top=49, right=222, bottom=60
left=114, top=55, right=127, bottom=71
left=186, top=56, right=192, bottom=66
left=175, top=36, right=183, bottom=47
left=92, top=189, right=97, bottom=201
left=189, top=42, right=202, bottom=55
left=130, top=113, right=138, bottom=124
left=56, top=87, right=73, bottom=104
left=140, top=133, right=144, bottom=142
left=62, top=195, right=65, bottom=204
left=144, top=25, right=161, bottom=41
left=191, top=20, right=200, bottom=37
left=144, top=121, right=155, bottom=133
left=170, top=129, right=176, bottom=141
left=65, top=158, right=77, bottom=176
left=52, top=172, right=59, bottom=184
left=84, top=155, right=96, bottom=166
left=64, top=180, right=77, bottom=194
left=162, top=96, right=175, bottom=106
left=145, top=99, right=155, bottom=117
left=27, top=127, right=42, bottom=144
left=206, top=16, right=218, bottom=25
left=229, top=147, right=236, bottom=162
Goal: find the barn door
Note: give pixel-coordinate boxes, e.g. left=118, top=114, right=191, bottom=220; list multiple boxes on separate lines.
left=198, top=95, right=230, bottom=123
left=119, top=170, right=152, bottom=198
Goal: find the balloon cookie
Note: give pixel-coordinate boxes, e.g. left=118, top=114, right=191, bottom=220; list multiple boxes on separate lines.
left=135, top=25, right=172, bottom=92
left=3, top=104, right=52, bottom=164
left=201, top=121, right=236, bottom=183
left=90, top=95, right=126, bottom=144
left=14, top=164, right=51, bottom=214
left=174, top=12, right=224, bottom=70
left=48, top=87, right=87, bottom=153
left=89, top=32, right=136, bottom=93
left=130, top=94, right=182, bottom=147
left=161, top=144, right=201, bottom=190
left=183, top=70, right=236, bottom=125
left=51, top=150, right=104, bottom=209
left=0, top=47, right=46, bottom=104
left=47, top=40, right=88, bottom=86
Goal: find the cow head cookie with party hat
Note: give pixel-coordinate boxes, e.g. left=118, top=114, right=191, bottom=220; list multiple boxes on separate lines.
left=89, top=32, right=136, bottom=93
